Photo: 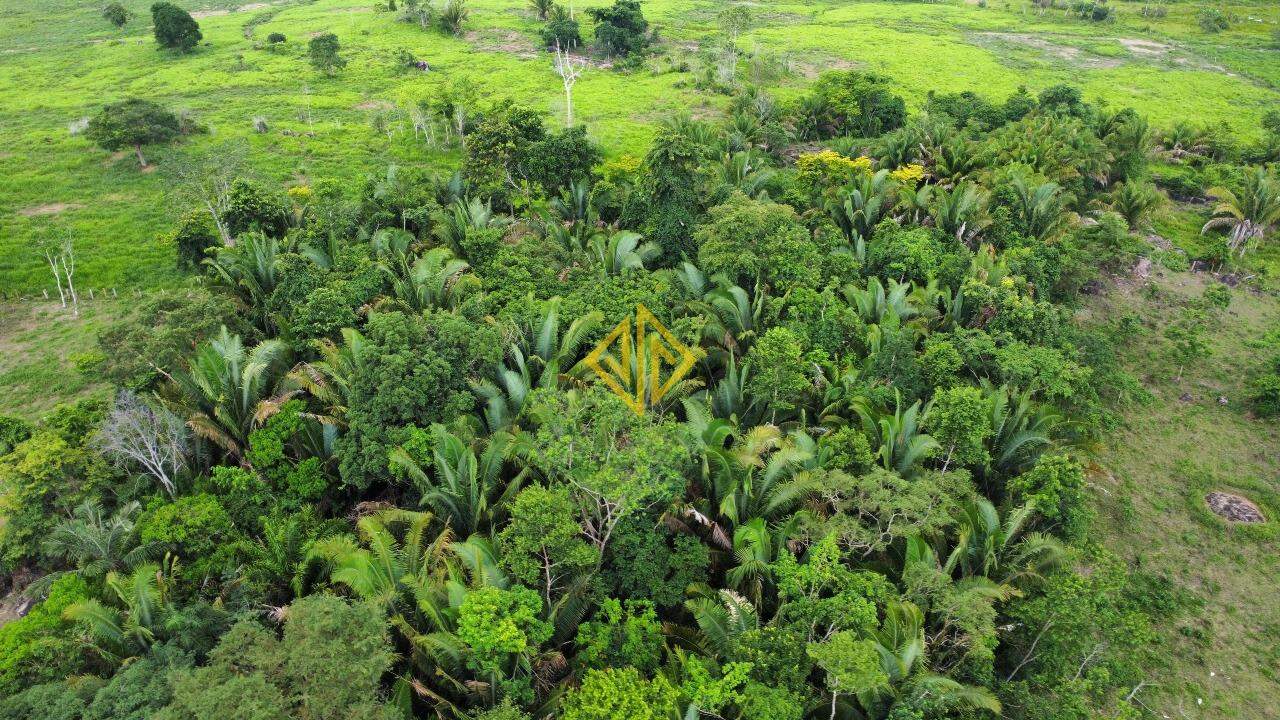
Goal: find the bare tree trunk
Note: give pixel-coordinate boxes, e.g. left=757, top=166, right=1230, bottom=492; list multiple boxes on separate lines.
left=44, top=251, right=67, bottom=307
left=60, top=236, right=78, bottom=317
left=135, top=144, right=147, bottom=168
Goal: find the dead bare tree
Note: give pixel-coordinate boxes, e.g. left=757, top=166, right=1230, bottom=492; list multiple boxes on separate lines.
left=168, top=144, right=247, bottom=246
left=94, top=390, right=190, bottom=497
left=36, top=232, right=67, bottom=309
left=59, top=232, right=78, bottom=316
left=552, top=41, right=587, bottom=128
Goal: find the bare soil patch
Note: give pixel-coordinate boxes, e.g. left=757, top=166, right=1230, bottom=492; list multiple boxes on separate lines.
left=16, top=202, right=81, bottom=217
left=355, top=99, right=394, bottom=111
left=1205, top=491, right=1266, bottom=523
left=464, top=29, right=539, bottom=59
left=192, top=2, right=272, bottom=18
left=973, top=32, right=1122, bottom=70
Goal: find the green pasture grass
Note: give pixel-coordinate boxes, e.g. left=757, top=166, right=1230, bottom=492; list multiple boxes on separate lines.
left=1080, top=270, right=1280, bottom=718
left=2, top=0, right=1279, bottom=296
left=0, top=298, right=119, bottom=420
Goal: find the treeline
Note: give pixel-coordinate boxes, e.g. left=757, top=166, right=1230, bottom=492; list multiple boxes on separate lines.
left=5, top=68, right=1278, bottom=720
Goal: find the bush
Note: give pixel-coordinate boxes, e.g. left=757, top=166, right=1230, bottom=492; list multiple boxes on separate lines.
left=809, top=70, right=906, bottom=138
left=151, top=2, right=202, bottom=51
left=588, top=0, right=649, bottom=57
left=0, top=576, right=93, bottom=696
left=103, top=2, right=128, bottom=27
left=308, top=32, right=346, bottom=74
left=1197, top=6, right=1230, bottom=33
left=1251, top=370, right=1280, bottom=417
left=541, top=9, right=581, bottom=50
left=266, top=32, right=286, bottom=44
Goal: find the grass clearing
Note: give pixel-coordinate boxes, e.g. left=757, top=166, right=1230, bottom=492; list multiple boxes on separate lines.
left=1082, top=269, right=1280, bottom=718
left=2, top=0, right=1279, bottom=295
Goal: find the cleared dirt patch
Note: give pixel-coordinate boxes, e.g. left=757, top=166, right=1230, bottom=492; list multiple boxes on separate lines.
left=16, top=202, right=81, bottom=217
left=354, top=99, right=394, bottom=111
left=972, top=32, right=1122, bottom=69
left=192, top=2, right=273, bottom=18
left=1205, top=491, right=1266, bottom=523
left=1119, top=37, right=1170, bottom=56
left=464, top=29, right=539, bottom=59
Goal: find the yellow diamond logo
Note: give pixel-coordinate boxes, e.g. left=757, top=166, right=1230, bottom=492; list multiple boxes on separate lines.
left=584, top=304, right=698, bottom=416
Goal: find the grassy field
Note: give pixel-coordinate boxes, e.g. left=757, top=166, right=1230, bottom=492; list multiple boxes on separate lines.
left=1082, top=269, right=1280, bottom=718
left=2, top=0, right=1279, bottom=295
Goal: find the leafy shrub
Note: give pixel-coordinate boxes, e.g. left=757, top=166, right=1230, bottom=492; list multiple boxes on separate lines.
left=266, top=32, right=285, bottom=44
left=0, top=576, right=93, bottom=695
left=588, top=0, right=649, bottom=57
left=1197, top=6, right=1230, bottom=33
left=150, top=2, right=202, bottom=51
left=103, top=3, right=128, bottom=27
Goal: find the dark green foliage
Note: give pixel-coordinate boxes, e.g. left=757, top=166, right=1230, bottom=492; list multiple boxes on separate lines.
left=809, top=70, right=906, bottom=138
left=695, top=193, right=820, bottom=291
left=0, top=576, right=93, bottom=696
left=540, top=9, right=581, bottom=49
left=604, top=517, right=709, bottom=608
left=308, top=32, right=346, bottom=74
left=0, top=427, right=118, bottom=571
left=223, top=178, right=288, bottom=238
left=575, top=599, right=664, bottom=673
left=97, top=287, right=246, bottom=391
left=0, top=415, right=32, bottom=455
left=167, top=211, right=220, bottom=271
left=463, top=103, right=598, bottom=203
left=86, top=98, right=180, bottom=167
left=151, top=2, right=202, bottom=51
left=82, top=645, right=192, bottom=720
left=158, top=594, right=401, bottom=720
left=587, top=0, right=649, bottom=57
left=103, top=3, right=128, bottom=28
left=865, top=220, right=947, bottom=284
left=138, top=494, right=236, bottom=581
left=337, top=310, right=501, bottom=490
left=0, top=677, right=103, bottom=720
left=266, top=32, right=285, bottom=44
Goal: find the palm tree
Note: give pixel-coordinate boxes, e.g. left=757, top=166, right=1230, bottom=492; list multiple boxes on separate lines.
left=931, top=182, right=990, bottom=245
left=389, top=424, right=525, bottom=536
left=827, top=169, right=896, bottom=242
left=530, top=0, right=555, bottom=20
left=434, top=197, right=502, bottom=262
left=308, top=508, right=461, bottom=613
left=474, top=298, right=602, bottom=431
left=943, top=499, right=1065, bottom=587
left=286, top=327, right=373, bottom=427
left=855, top=393, right=939, bottom=478
left=983, top=382, right=1059, bottom=479
left=164, top=327, right=289, bottom=460
left=682, top=587, right=761, bottom=658
left=1104, top=180, right=1163, bottom=231
left=712, top=150, right=775, bottom=199
left=849, top=600, right=1002, bottom=718
left=587, top=230, right=660, bottom=277
left=1008, top=172, right=1075, bottom=241
left=63, top=557, right=180, bottom=664
left=204, top=231, right=281, bottom=323
left=842, top=276, right=918, bottom=325
left=1201, top=168, right=1280, bottom=257
left=387, top=246, right=479, bottom=312
left=44, top=501, right=155, bottom=582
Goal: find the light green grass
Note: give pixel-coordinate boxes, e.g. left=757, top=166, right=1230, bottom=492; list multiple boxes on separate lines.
left=1080, top=270, right=1280, bottom=718
left=2, top=0, right=1279, bottom=296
